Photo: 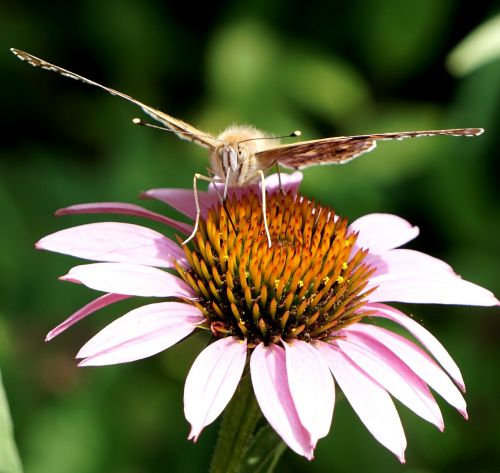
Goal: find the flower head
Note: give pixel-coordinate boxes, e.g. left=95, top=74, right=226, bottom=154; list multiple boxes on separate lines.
left=37, top=172, right=498, bottom=462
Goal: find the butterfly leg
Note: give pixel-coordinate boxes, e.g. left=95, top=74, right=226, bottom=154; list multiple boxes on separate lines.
left=257, top=170, right=272, bottom=248
left=182, top=173, right=217, bottom=246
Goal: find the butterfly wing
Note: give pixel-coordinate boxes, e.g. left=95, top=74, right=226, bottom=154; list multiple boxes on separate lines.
left=255, top=128, right=484, bottom=170
left=11, top=48, right=219, bottom=150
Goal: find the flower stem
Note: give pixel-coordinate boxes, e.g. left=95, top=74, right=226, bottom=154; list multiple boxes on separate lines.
left=209, top=374, right=262, bottom=473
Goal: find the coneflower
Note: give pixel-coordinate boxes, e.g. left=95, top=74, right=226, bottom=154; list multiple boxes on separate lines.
left=37, top=172, right=498, bottom=462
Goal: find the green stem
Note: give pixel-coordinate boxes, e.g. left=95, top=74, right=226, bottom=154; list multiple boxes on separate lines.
left=209, top=375, right=261, bottom=473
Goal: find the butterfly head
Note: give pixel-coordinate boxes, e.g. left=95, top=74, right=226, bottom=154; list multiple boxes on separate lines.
left=210, top=125, right=276, bottom=186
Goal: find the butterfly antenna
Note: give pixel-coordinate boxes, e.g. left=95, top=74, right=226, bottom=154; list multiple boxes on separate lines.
left=237, top=130, right=302, bottom=145
left=132, top=118, right=221, bottom=143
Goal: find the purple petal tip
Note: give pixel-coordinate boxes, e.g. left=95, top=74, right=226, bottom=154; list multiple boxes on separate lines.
left=77, top=358, right=92, bottom=367
left=58, top=274, right=70, bottom=281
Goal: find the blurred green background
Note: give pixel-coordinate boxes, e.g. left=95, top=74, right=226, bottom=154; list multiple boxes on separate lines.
left=1, top=1, right=499, bottom=472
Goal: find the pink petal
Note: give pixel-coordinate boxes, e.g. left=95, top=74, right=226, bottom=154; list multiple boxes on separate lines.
left=366, top=303, right=465, bottom=390
left=366, top=271, right=498, bottom=306
left=77, top=302, right=203, bottom=365
left=365, top=249, right=455, bottom=278
left=209, top=171, right=303, bottom=196
left=60, top=262, right=195, bottom=298
left=46, top=293, right=131, bottom=341
left=347, top=323, right=467, bottom=417
left=55, top=202, right=193, bottom=234
left=141, top=188, right=216, bottom=220
left=207, top=183, right=255, bottom=201
left=36, top=222, right=187, bottom=268
left=316, top=341, right=406, bottom=463
left=142, top=172, right=303, bottom=220
left=349, top=214, right=419, bottom=253
left=284, top=340, right=335, bottom=443
left=184, top=337, right=247, bottom=441
left=263, top=171, right=303, bottom=194
left=250, top=343, right=314, bottom=459
left=337, top=330, right=444, bottom=430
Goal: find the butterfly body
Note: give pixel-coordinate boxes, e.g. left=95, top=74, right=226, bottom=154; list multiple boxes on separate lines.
left=211, top=125, right=280, bottom=186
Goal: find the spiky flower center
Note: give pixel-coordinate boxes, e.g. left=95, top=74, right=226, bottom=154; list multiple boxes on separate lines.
left=176, top=192, right=375, bottom=346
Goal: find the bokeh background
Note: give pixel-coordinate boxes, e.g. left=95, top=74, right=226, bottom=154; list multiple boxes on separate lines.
left=1, top=1, right=499, bottom=472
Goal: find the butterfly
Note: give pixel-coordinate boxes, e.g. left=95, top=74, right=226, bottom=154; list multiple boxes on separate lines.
left=11, top=48, right=484, bottom=246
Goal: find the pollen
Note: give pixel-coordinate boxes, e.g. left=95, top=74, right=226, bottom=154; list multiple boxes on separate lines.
left=176, top=192, right=375, bottom=345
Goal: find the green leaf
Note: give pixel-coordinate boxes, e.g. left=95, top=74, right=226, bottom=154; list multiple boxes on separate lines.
left=0, top=369, right=23, bottom=473
left=355, top=0, right=453, bottom=82
left=240, top=424, right=286, bottom=473
left=446, top=13, right=500, bottom=76
left=282, top=49, right=370, bottom=124
left=206, top=20, right=281, bottom=103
